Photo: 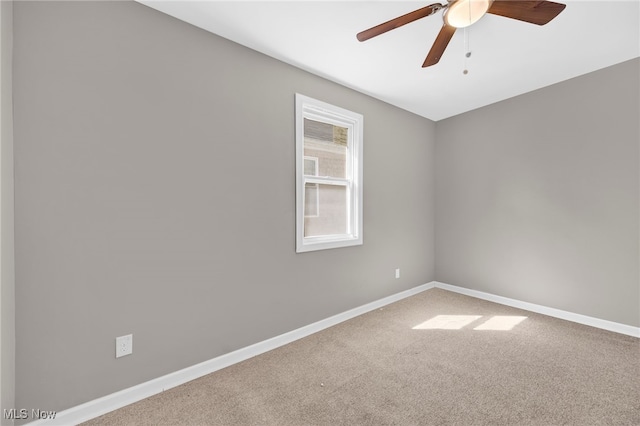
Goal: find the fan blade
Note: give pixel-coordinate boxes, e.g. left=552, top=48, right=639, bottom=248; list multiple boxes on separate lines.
left=488, top=1, right=566, bottom=26
left=357, top=3, right=444, bottom=42
left=422, top=24, right=456, bottom=67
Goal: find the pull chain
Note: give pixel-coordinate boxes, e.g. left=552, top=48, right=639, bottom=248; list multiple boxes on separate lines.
left=463, top=27, right=471, bottom=75
left=463, top=0, right=471, bottom=74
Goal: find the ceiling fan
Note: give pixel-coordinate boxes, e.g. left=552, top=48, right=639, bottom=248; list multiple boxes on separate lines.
left=357, top=0, right=566, bottom=68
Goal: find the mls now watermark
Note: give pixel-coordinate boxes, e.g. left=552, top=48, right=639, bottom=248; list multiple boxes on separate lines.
left=4, top=408, right=57, bottom=420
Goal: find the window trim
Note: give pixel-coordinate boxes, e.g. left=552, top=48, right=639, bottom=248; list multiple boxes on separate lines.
left=295, top=93, right=363, bottom=253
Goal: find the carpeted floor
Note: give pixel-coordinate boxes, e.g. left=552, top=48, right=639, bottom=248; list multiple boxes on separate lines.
left=83, top=288, right=640, bottom=425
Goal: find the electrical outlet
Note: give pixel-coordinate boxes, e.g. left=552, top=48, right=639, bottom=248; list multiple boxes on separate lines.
left=395, top=268, right=400, bottom=279
left=116, top=334, right=133, bottom=358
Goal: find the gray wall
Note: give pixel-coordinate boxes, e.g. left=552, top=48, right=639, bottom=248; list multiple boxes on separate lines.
left=13, top=1, right=435, bottom=413
left=435, top=58, right=639, bottom=327
left=1, top=0, right=15, bottom=424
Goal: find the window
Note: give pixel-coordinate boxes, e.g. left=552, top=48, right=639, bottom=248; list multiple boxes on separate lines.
left=295, top=94, right=363, bottom=252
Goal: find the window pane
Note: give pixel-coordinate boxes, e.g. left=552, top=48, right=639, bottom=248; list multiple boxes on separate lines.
left=304, top=184, right=348, bottom=237
left=303, top=118, right=347, bottom=179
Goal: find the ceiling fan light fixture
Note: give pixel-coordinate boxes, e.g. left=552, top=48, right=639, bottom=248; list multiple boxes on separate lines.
left=357, top=0, right=566, bottom=68
left=444, top=0, right=494, bottom=28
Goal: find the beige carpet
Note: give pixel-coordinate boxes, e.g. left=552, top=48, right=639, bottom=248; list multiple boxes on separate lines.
left=83, top=288, right=640, bottom=425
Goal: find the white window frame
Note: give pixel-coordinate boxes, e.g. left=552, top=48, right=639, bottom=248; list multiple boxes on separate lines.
left=295, top=93, right=363, bottom=253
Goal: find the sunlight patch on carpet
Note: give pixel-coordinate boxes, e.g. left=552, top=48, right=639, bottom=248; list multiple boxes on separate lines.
left=474, top=316, right=527, bottom=331
left=412, top=315, right=482, bottom=330
left=412, top=315, right=528, bottom=331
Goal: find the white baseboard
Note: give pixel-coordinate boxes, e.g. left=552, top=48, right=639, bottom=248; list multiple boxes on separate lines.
left=27, top=282, right=436, bottom=426
left=28, top=280, right=638, bottom=425
left=433, top=281, right=640, bottom=338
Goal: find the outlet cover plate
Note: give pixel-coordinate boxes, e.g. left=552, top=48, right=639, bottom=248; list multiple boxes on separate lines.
left=116, top=334, right=133, bottom=358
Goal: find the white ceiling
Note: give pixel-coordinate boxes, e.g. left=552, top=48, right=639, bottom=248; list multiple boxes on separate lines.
left=139, top=1, right=640, bottom=121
